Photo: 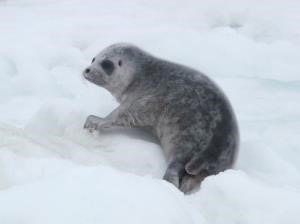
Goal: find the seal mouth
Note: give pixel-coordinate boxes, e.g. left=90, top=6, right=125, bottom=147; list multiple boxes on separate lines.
left=83, top=72, right=91, bottom=80
left=83, top=71, right=106, bottom=87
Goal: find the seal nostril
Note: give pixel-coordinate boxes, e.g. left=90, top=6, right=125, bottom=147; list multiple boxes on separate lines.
left=85, top=68, right=90, bottom=73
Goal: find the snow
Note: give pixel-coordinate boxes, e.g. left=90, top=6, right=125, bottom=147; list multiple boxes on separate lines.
left=0, top=0, right=300, bottom=223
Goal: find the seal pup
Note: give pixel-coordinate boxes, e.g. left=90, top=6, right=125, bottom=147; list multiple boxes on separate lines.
left=83, top=43, right=239, bottom=193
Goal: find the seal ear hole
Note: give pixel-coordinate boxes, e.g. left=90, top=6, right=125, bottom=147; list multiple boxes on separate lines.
left=118, top=60, right=122, bottom=66
left=101, top=59, right=114, bottom=75
left=91, top=57, right=95, bottom=64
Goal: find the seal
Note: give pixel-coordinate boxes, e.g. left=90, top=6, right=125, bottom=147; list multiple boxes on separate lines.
left=83, top=43, right=239, bottom=193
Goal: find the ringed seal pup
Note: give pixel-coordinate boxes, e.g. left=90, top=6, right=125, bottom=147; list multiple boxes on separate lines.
left=83, top=43, right=239, bottom=193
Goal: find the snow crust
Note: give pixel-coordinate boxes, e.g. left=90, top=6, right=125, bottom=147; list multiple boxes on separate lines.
left=0, top=0, right=300, bottom=223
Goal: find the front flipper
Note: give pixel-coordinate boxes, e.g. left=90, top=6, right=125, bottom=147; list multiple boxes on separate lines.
left=84, top=103, right=143, bottom=133
left=83, top=115, right=112, bottom=133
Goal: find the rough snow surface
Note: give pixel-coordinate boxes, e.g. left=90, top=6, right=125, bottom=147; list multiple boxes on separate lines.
left=0, top=0, right=300, bottom=223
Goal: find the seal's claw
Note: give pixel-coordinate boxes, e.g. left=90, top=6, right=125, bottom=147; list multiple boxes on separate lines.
left=84, top=115, right=103, bottom=132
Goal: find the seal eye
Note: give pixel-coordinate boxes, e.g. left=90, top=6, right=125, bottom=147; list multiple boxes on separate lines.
left=101, top=60, right=114, bottom=75
left=91, top=57, right=95, bottom=63
left=118, top=60, right=122, bottom=66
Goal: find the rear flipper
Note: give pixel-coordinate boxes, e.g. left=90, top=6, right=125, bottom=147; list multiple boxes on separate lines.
left=179, top=170, right=209, bottom=194
left=163, top=160, right=186, bottom=188
left=180, top=154, right=219, bottom=194
left=163, top=154, right=217, bottom=194
left=185, top=153, right=219, bottom=176
left=163, top=160, right=209, bottom=194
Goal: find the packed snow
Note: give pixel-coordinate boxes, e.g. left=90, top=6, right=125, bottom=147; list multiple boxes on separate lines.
left=0, top=0, right=300, bottom=223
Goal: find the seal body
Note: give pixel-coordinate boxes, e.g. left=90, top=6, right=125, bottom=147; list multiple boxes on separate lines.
left=83, top=43, right=239, bottom=193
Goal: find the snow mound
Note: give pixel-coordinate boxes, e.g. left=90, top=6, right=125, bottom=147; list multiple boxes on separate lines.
left=0, top=166, right=204, bottom=224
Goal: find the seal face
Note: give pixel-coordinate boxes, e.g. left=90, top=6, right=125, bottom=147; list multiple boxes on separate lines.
left=83, top=43, right=140, bottom=100
left=83, top=43, right=239, bottom=194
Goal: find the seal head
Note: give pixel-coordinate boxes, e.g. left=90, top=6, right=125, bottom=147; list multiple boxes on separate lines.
left=83, top=43, right=146, bottom=101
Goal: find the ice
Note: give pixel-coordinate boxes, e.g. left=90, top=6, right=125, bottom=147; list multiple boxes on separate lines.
left=0, top=0, right=300, bottom=223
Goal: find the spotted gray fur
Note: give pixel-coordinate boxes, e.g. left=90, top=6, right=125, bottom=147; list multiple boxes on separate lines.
left=83, top=43, right=239, bottom=194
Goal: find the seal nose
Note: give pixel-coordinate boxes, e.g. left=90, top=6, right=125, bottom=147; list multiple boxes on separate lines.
left=85, top=68, right=90, bottom=73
